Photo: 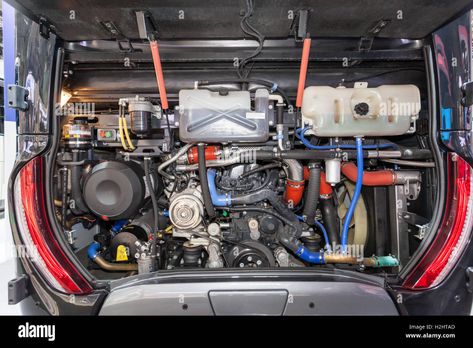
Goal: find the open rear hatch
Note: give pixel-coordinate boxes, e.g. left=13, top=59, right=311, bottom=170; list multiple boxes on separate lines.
left=7, top=0, right=473, bottom=315
left=9, top=0, right=473, bottom=40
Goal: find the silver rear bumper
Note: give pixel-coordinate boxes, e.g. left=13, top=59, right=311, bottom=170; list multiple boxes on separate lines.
left=99, top=269, right=399, bottom=315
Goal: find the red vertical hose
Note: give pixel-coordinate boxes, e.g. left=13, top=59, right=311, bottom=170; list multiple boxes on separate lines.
left=150, top=40, right=169, bottom=110
left=296, top=37, right=311, bottom=108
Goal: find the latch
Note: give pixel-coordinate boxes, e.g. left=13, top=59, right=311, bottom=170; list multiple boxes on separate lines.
left=39, top=17, right=54, bottom=39
left=7, top=85, right=29, bottom=111
left=461, top=81, right=473, bottom=107
left=467, top=267, right=473, bottom=293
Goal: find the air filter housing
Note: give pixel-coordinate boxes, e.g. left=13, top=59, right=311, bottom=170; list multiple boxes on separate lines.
left=82, top=161, right=145, bottom=220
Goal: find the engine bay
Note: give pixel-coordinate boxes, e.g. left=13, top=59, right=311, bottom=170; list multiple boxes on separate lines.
left=54, top=72, right=436, bottom=279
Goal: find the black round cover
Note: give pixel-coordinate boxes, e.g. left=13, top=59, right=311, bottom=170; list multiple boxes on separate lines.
left=82, top=161, right=145, bottom=220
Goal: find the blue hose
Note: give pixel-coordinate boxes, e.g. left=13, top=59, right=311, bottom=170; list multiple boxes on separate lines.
left=295, top=245, right=325, bottom=264
left=111, top=219, right=128, bottom=234
left=340, top=137, right=364, bottom=253
left=314, top=220, right=332, bottom=252
left=296, top=127, right=395, bottom=150
left=207, top=169, right=232, bottom=207
left=87, top=242, right=101, bottom=260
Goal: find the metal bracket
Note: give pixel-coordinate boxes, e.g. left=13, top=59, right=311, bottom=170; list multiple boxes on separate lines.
left=99, top=20, right=139, bottom=53
left=400, top=211, right=429, bottom=240
left=403, top=180, right=421, bottom=200
left=120, top=145, right=163, bottom=160
left=415, top=224, right=429, bottom=240
left=400, top=211, right=429, bottom=226
left=8, top=274, right=30, bottom=305
left=358, top=19, right=391, bottom=52
left=7, top=85, right=29, bottom=111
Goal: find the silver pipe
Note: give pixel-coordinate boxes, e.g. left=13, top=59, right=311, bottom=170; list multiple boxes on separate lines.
left=158, top=143, right=194, bottom=180
left=380, top=158, right=435, bottom=168
left=366, top=150, right=402, bottom=158
left=282, top=159, right=304, bottom=182
left=276, top=124, right=285, bottom=151
left=394, top=171, right=422, bottom=185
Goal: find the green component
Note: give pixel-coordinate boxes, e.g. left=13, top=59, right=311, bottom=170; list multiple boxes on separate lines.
left=372, top=255, right=399, bottom=268
left=105, top=131, right=112, bottom=137
left=222, top=210, right=229, bottom=217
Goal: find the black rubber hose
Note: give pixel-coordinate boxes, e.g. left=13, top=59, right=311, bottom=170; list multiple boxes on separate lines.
left=70, top=151, right=89, bottom=214
left=255, top=150, right=339, bottom=161
left=320, top=196, right=340, bottom=245
left=303, top=162, right=321, bottom=223
left=144, top=158, right=159, bottom=264
left=198, top=144, right=216, bottom=219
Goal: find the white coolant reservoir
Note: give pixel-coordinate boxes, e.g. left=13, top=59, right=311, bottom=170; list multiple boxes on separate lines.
left=301, top=84, right=421, bottom=137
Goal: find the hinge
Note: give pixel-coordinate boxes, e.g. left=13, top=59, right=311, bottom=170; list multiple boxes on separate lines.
left=8, top=274, right=30, bottom=305
left=134, top=10, right=159, bottom=41
left=290, top=9, right=310, bottom=42
left=7, top=85, right=29, bottom=111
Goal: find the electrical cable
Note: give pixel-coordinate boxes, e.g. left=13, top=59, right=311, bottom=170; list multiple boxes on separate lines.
left=238, top=0, right=265, bottom=79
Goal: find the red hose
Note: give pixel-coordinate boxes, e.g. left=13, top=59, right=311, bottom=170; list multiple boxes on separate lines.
left=187, top=146, right=220, bottom=164
left=341, top=162, right=395, bottom=186
left=319, top=172, right=333, bottom=195
left=296, top=37, right=311, bottom=108
left=150, top=40, right=169, bottom=110
left=284, top=179, right=305, bottom=207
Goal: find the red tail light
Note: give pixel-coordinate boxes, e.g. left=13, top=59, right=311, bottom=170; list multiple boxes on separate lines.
left=403, top=153, right=473, bottom=289
left=13, top=156, right=92, bottom=294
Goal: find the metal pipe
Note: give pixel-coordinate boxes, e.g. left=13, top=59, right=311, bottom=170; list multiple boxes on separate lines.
left=380, top=158, right=436, bottom=168
left=88, top=242, right=138, bottom=271
left=158, top=143, right=194, bottom=180
left=94, top=256, right=138, bottom=272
